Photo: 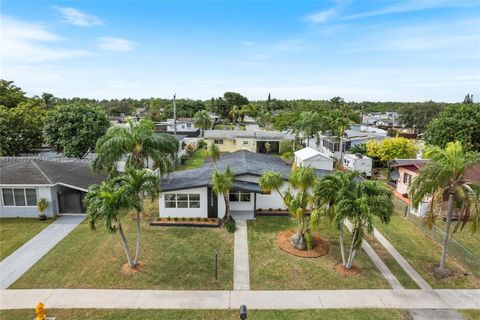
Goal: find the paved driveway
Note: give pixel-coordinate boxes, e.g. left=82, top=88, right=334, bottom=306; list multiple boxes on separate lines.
left=0, top=215, right=85, bottom=289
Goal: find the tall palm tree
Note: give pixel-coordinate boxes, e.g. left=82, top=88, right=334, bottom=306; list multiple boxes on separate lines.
left=194, top=110, right=212, bottom=137
left=259, top=167, right=320, bottom=250
left=228, top=105, right=241, bottom=124
left=211, top=166, right=235, bottom=222
left=314, top=171, right=361, bottom=266
left=84, top=181, right=141, bottom=268
left=410, top=141, right=480, bottom=277
left=93, top=119, right=178, bottom=177
left=208, top=143, right=220, bottom=168
left=113, top=168, right=160, bottom=266
left=331, top=117, right=351, bottom=165
left=336, top=179, right=393, bottom=269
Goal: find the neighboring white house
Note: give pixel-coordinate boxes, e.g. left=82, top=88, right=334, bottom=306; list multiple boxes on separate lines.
left=343, top=153, right=373, bottom=177
left=159, top=151, right=330, bottom=220
left=154, top=118, right=200, bottom=137
left=294, top=147, right=334, bottom=171
left=0, top=157, right=106, bottom=218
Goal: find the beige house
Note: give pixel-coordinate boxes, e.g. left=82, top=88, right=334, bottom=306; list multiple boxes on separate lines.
left=204, top=130, right=293, bottom=154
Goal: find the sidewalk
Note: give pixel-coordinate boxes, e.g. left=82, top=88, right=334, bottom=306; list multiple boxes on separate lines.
left=1, top=289, right=479, bottom=310
left=0, top=215, right=85, bottom=289
left=233, top=220, right=250, bottom=290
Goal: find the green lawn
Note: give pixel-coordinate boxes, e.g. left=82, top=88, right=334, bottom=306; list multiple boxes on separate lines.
left=436, top=219, right=480, bottom=258
left=176, top=149, right=206, bottom=170
left=375, top=210, right=480, bottom=289
left=11, top=209, right=233, bottom=290
left=0, top=217, right=56, bottom=260
left=0, top=309, right=404, bottom=320
left=248, top=216, right=390, bottom=290
left=459, top=310, right=480, bottom=320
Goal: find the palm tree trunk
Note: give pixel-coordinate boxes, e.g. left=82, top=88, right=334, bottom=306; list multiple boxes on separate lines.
left=133, top=194, right=144, bottom=265
left=439, top=192, right=455, bottom=270
left=346, top=249, right=357, bottom=269
left=339, top=224, right=346, bottom=266
left=339, top=137, right=344, bottom=166
left=222, top=194, right=230, bottom=221
left=345, top=226, right=358, bottom=269
left=117, top=220, right=135, bottom=267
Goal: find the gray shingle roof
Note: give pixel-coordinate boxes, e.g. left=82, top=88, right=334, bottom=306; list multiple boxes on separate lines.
left=160, top=150, right=329, bottom=192
left=0, top=158, right=107, bottom=191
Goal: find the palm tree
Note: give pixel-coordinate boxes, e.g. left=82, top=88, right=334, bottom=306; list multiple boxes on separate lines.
left=228, top=105, right=242, bottom=124
left=410, top=141, right=480, bottom=278
left=194, top=110, right=212, bottom=137
left=349, top=143, right=367, bottom=155
left=337, top=180, right=393, bottom=268
left=211, top=166, right=235, bottom=222
left=93, top=119, right=178, bottom=177
left=314, top=171, right=361, bottom=266
left=84, top=181, right=140, bottom=268
left=259, top=167, right=320, bottom=250
left=331, top=117, right=351, bottom=165
left=113, top=168, right=160, bottom=266
left=207, top=143, right=220, bottom=168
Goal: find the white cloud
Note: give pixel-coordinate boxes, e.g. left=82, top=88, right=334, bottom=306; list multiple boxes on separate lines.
left=98, top=37, right=135, bottom=52
left=54, top=7, right=103, bottom=27
left=305, top=8, right=337, bottom=24
left=0, top=16, right=91, bottom=63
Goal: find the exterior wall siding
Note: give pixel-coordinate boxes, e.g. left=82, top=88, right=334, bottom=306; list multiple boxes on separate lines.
left=0, top=186, right=56, bottom=218
left=205, top=138, right=237, bottom=153
left=159, top=187, right=208, bottom=218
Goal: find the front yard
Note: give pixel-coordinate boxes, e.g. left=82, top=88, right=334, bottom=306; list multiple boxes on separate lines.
left=0, top=217, right=55, bottom=261
left=375, top=209, right=480, bottom=289
left=11, top=209, right=233, bottom=290
left=248, top=216, right=390, bottom=290
left=0, top=309, right=404, bottom=320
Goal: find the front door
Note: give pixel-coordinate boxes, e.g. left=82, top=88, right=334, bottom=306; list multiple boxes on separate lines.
left=207, top=187, right=218, bottom=218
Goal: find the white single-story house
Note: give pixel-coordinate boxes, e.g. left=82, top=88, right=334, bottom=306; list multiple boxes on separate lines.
left=343, top=153, right=373, bottom=177
left=294, top=147, right=334, bottom=171
left=159, top=151, right=330, bottom=220
left=0, top=157, right=106, bottom=218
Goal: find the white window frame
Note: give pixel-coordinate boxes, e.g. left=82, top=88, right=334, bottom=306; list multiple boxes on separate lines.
left=1, top=188, right=38, bottom=207
left=164, top=193, right=201, bottom=208
left=214, top=139, right=224, bottom=145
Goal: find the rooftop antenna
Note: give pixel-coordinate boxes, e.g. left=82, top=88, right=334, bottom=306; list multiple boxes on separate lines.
left=173, top=93, right=177, bottom=137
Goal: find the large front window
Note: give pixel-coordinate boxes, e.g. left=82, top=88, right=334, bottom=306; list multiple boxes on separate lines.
left=229, top=191, right=251, bottom=202
left=2, top=188, right=37, bottom=206
left=165, top=193, right=200, bottom=208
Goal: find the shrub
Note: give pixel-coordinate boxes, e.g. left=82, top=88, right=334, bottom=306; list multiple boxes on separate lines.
left=225, top=219, right=236, bottom=233
left=198, top=139, right=206, bottom=148
left=173, top=217, right=179, bottom=221
left=180, top=154, right=189, bottom=164
left=186, top=143, right=195, bottom=156
left=189, top=217, right=194, bottom=221
left=167, top=216, right=171, bottom=221
left=196, top=217, right=201, bottom=221
left=181, top=217, right=186, bottom=221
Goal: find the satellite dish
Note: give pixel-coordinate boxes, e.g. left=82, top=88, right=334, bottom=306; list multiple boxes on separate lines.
left=390, top=170, right=400, bottom=180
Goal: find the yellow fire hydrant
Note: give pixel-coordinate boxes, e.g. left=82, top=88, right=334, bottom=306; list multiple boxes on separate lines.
left=35, top=302, right=45, bottom=320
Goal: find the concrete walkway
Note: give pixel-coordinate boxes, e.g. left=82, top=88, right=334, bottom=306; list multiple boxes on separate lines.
left=372, top=227, right=432, bottom=290
left=233, top=220, right=250, bottom=291
left=0, top=215, right=85, bottom=289
left=1, top=289, right=479, bottom=310
left=344, top=220, right=403, bottom=289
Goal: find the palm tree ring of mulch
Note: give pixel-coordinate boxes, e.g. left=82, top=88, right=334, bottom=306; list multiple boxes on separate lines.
left=276, top=229, right=329, bottom=258
left=334, top=263, right=360, bottom=277
left=121, top=261, right=145, bottom=274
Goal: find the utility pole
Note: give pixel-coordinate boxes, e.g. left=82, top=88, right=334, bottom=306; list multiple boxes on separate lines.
left=173, top=93, right=177, bottom=137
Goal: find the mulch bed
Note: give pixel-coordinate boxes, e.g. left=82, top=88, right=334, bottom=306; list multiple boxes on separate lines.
left=150, top=218, right=220, bottom=228
left=121, top=261, right=145, bottom=275
left=276, top=229, right=329, bottom=258
left=334, top=263, right=360, bottom=277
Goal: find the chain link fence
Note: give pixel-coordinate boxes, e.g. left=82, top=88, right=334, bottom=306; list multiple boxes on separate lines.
left=393, top=198, right=480, bottom=277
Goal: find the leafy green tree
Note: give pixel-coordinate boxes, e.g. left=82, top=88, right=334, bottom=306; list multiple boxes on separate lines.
left=366, top=137, right=417, bottom=163
left=424, top=104, right=480, bottom=151
left=113, top=168, right=160, bottom=266
left=93, top=119, right=178, bottom=176
left=398, top=102, right=444, bottom=134
left=410, top=141, right=480, bottom=278
left=207, top=143, right=220, bottom=168
left=85, top=181, right=140, bottom=268
left=211, top=166, right=235, bottom=222
left=228, top=105, right=241, bottom=124
left=292, top=111, right=327, bottom=146
left=43, top=104, right=110, bottom=158
left=41, top=93, right=57, bottom=109
left=194, top=110, right=212, bottom=137
left=146, top=98, right=164, bottom=121
left=0, top=102, right=46, bottom=155
left=0, top=79, right=27, bottom=109
left=223, top=92, right=249, bottom=109
left=259, top=167, right=321, bottom=250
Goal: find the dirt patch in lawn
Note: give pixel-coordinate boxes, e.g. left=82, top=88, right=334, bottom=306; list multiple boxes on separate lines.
left=121, top=260, right=145, bottom=274
left=334, top=263, right=360, bottom=277
left=276, top=229, right=329, bottom=258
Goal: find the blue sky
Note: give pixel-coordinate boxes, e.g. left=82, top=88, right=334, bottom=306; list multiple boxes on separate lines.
left=1, top=0, right=479, bottom=102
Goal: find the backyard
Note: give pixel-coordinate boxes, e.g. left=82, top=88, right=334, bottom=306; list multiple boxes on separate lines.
left=176, top=148, right=206, bottom=171
left=10, top=205, right=233, bottom=290
left=0, top=218, right=56, bottom=261
left=248, top=216, right=390, bottom=290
